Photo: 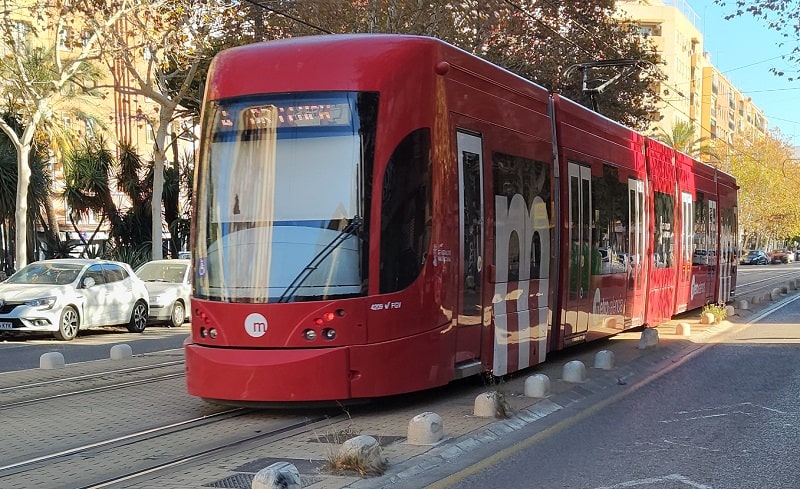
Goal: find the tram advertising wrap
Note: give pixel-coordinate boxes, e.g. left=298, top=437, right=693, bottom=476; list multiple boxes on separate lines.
left=185, top=35, right=738, bottom=404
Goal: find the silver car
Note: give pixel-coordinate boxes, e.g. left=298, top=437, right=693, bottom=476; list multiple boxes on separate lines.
left=0, top=259, right=149, bottom=341
left=135, top=259, right=191, bottom=327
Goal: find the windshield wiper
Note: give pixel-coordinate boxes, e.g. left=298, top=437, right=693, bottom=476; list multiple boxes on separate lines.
left=277, top=216, right=362, bottom=303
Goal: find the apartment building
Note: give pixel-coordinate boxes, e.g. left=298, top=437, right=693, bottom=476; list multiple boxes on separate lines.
left=700, top=62, right=767, bottom=144
left=616, top=0, right=768, bottom=147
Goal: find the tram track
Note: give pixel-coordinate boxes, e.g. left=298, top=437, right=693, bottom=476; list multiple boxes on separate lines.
left=735, top=266, right=800, bottom=300
left=0, top=406, right=342, bottom=489
left=0, top=360, right=186, bottom=408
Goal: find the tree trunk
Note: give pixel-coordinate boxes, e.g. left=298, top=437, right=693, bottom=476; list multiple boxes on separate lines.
left=14, top=145, right=31, bottom=270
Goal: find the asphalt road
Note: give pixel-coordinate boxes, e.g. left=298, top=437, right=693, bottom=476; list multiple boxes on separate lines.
left=438, top=296, right=800, bottom=489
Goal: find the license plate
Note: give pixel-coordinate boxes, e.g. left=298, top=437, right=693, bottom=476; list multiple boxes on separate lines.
left=0, top=322, right=12, bottom=329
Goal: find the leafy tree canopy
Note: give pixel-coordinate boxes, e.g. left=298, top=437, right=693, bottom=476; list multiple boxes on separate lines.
left=716, top=0, right=800, bottom=80
left=170, top=0, right=665, bottom=131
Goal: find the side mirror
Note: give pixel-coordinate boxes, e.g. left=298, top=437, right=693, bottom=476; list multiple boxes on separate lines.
left=82, top=276, right=96, bottom=288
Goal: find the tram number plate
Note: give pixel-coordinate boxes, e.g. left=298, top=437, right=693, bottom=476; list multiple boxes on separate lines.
left=0, top=322, right=12, bottom=329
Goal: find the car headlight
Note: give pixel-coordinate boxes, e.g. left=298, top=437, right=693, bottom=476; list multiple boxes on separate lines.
left=26, top=296, right=57, bottom=309
left=150, top=294, right=167, bottom=306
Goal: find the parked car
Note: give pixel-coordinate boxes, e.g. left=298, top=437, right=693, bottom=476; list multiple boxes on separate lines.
left=740, top=250, right=769, bottom=265
left=0, top=259, right=149, bottom=341
left=769, top=249, right=792, bottom=264
left=135, top=259, right=191, bottom=327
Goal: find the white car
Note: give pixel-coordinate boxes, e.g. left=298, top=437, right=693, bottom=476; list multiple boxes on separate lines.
left=135, top=259, right=191, bottom=327
left=0, top=259, right=149, bottom=341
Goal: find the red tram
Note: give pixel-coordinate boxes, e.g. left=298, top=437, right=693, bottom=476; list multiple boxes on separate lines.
left=185, top=35, right=738, bottom=404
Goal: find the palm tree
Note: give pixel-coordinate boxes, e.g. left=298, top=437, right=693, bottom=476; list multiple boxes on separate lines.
left=62, top=137, right=153, bottom=267
left=652, top=120, right=717, bottom=160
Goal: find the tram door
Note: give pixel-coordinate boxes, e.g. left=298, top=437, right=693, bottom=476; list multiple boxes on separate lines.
left=628, top=178, right=646, bottom=326
left=455, top=132, right=486, bottom=361
left=564, top=162, right=592, bottom=341
left=676, top=191, right=693, bottom=312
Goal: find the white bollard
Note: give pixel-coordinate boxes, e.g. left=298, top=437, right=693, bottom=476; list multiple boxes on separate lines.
left=110, top=344, right=132, bottom=360
left=407, top=411, right=444, bottom=445
left=638, top=328, right=659, bottom=349
left=524, top=374, right=550, bottom=398
left=593, top=350, right=615, bottom=370
left=724, top=305, right=735, bottom=318
left=40, top=352, right=65, bottom=369
left=562, top=360, right=586, bottom=383
left=676, top=322, right=692, bottom=336
left=700, top=312, right=716, bottom=324
left=473, top=391, right=499, bottom=417
left=338, top=435, right=386, bottom=473
left=736, top=299, right=749, bottom=311
left=251, top=461, right=300, bottom=489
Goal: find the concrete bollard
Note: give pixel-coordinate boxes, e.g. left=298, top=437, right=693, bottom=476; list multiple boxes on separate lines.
left=252, top=461, right=300, bottom=489
left=110, top=344, right=132, bottom=360
left=700, top=312, right=716, bottom=324
left=771, top=288, right=783, bottom=301
left=524, top=374, right=551, bottom=398
left=676, top=322, right=692, bottom=336
left=593, top=350, right=615, bottom=370
left=562, top=360, right=586, bottom=383
left=638, top=328, right=659, bottom=349
left=724, top=305, right=735, bottom=318
left=338, top=435, right=386, bottom=474
left=407, top=411, right=444, bottom=445
left=736, top=299, right=749, bottom=311
left=473, top=392, right=500, bottom=418
left=40, top=352, right=65, bottom=369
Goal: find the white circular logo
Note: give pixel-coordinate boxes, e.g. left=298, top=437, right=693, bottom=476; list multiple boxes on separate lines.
left=244, top=313, right=268, bottom=338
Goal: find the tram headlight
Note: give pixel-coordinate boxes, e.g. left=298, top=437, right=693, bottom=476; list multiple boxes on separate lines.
left=303, top=329, right=317, bottom=341
left=322, top=328, right=336, bottom=340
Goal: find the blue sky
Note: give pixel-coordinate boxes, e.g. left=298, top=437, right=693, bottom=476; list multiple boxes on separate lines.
left=694, top=1, right=800, bottom=147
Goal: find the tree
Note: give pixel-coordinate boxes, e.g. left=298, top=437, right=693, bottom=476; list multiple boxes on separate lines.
left=0, top=1, right=132, bottom=269
left=200, top=0, right=665, bottom=132
left=725, top=132, right=800, bottom=248
left=652, top=120, right=719, bottom=160
left=716, top=0, right=800, bottom=80
left=86, top=0, right=224, bottom=260
left=62, top=137, right=153, bottom=266
left=0, top=112, right=50, bottom=273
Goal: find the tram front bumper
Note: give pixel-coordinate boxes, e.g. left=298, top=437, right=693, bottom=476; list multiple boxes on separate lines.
left=184, top=343, right=352, bottom=402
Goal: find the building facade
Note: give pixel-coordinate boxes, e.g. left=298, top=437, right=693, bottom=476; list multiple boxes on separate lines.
left=617, top=0, right=768, bottom=148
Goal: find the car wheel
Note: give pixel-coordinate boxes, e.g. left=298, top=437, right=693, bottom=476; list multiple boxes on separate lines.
left=126, top=300, right=148, bottom=333
left=54, top=306, right=79, bottom=341
left=169, top=301, right=185, bottom=328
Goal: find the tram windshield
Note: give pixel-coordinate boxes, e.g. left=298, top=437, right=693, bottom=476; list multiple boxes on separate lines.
left=194, top=92, right=376, bottom=302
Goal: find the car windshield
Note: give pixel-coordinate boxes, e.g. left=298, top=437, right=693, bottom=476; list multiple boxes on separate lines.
left=5, top=263, right=83, bottom=285
left=136, top=262, right=188, bottom=283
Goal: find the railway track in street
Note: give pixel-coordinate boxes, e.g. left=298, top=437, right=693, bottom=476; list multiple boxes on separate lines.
left=734, top=265, right=800, bottom=302
left=0, top=360, right=185, bottom=409
left=0, top=354, right=345, bottom=489
left=1, top=408, right=339, bottom=489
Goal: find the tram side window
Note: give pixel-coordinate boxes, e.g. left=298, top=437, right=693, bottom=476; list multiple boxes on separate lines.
left=592, top=165, right=629, bottom=275
left=693, top=192, right=709, bottom=265
left=492, top=152, right=551, bottom=281
left=379, top=128, right=432, bottom=294
left=654, top=191, right=675, bottom=268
